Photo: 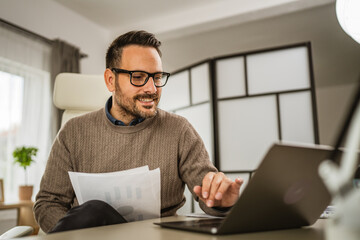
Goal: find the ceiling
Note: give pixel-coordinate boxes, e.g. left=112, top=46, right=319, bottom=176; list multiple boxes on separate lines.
left=53, top=0, right=335, bottom=40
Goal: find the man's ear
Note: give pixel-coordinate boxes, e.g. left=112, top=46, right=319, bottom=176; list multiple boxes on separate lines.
left=104, top=68, right=116, bottom=92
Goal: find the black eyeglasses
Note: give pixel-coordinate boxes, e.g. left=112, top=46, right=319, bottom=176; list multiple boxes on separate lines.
left=111, top=68, right=170, bottom=87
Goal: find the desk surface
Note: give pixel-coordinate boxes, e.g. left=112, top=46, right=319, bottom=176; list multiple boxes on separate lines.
left=21, top=216, right=326, bottom=240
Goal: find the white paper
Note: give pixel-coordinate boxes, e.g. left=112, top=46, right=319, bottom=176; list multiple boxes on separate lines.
left=68, top=166, right=161, bottom=222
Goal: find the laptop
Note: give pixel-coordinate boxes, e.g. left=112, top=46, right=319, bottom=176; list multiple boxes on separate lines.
left=154, top=143, right=333, bottom=234
left=154, top=77, right=360, bottom=235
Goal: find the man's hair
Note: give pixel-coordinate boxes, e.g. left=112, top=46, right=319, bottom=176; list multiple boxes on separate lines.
left=106, top=30, right=162, bottom=69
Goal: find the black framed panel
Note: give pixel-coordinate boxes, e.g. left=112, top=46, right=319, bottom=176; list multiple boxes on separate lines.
left=159, top=70, right=190, bottom=111
left=213, top=42, right=319, bottom=172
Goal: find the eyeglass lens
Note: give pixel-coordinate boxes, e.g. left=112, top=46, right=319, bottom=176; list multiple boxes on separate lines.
left=131, top=72, right=167, bottom=86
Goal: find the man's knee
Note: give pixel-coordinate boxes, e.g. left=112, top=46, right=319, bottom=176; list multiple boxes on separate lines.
left=81, top=200, right=114, bottom=215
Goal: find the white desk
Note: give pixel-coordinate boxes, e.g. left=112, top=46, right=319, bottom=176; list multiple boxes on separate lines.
left=22, top=216, right=326, bottom=240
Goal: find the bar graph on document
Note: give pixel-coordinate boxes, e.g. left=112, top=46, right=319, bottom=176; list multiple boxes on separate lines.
left=68, top=166, right=161, bottom=222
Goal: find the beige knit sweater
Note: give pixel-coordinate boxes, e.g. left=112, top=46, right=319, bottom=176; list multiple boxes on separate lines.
left=34, top=108, right=220, bottom=232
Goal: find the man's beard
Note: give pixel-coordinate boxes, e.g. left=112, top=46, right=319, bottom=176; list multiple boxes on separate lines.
left=114, top=78, right=159, bottom=119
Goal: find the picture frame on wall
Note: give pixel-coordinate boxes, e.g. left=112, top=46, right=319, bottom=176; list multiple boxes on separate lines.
left=0, top=179, right=4, bottom=202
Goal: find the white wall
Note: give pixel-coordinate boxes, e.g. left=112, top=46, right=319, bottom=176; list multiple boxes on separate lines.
left=161, top=3, right=360, bottom=145
left=0, top=0, right=111, bottom=75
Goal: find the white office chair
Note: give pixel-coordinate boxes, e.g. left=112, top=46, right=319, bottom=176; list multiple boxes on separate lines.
left=53, top=73, right=110, bottom=127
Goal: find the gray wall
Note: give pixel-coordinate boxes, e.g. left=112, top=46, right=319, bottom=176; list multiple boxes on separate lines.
left=161, top=3, right=360, bottom=146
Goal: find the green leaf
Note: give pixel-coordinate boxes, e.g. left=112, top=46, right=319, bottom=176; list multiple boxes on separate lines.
left=13, top=146, right=38, bottom=170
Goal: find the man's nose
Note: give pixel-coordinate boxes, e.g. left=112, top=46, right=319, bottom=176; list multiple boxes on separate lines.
left=143, top=77, right=157, bottom=93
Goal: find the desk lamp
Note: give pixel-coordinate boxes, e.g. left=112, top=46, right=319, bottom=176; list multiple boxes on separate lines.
left=318, top=1, right=360, bottom=239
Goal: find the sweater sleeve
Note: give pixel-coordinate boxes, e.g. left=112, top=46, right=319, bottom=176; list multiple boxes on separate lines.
left=33, top=124, right=76, bottom=233
left=177, top=121, right=228, bottom=217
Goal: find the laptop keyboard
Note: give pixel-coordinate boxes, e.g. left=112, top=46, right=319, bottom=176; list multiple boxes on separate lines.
left=182, top=218, right=223, bottom=228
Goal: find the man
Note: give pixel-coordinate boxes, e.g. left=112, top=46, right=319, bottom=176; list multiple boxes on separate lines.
left=34, top=30, right=243, bottom=233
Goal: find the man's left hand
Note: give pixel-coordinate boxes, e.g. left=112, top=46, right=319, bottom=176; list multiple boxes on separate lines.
left=193, top=172, right=243, bottom=208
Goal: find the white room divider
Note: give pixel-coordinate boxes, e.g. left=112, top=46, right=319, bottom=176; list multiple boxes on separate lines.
left=160, top=42, right=319, bottom=214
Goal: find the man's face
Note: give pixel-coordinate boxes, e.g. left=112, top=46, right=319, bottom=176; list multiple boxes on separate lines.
left=112, top=45, right=163, bottom=122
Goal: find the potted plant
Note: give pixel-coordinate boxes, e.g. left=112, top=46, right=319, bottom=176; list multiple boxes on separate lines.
left=13, top=146, right=38, bottom=201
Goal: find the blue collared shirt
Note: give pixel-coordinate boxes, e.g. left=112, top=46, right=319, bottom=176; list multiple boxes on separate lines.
left=105, top=96, right=144, bottom=126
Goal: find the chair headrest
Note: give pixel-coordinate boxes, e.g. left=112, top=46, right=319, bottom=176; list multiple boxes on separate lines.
left=53, top=73, right=111, bottom=111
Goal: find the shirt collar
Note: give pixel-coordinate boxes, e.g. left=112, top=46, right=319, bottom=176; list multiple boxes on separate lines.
left=105, top=96, right=144, bottom=126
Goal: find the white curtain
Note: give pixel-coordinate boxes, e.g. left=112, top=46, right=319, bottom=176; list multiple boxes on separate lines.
left=0, top=25, right=52, bottom=202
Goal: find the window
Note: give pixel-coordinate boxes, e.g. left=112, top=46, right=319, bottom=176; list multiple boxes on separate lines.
left=0, top=71, right=24, bottom=192
left=0, top=24, right=53, bottom=202
left=0, top=71, right=24, bottom=134
left=0, top=58, right=51, bottom=202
